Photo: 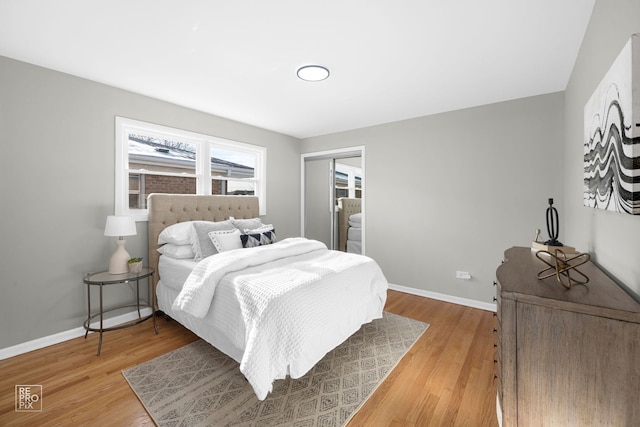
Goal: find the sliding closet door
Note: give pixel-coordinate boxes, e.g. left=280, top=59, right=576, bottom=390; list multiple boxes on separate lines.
left=302, top=147, right=364, bottom=253
left=304, top=158, right=332, bottom=248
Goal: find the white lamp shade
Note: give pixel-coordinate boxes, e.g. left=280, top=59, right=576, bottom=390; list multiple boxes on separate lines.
left=104, top=215, right=137, bottom=237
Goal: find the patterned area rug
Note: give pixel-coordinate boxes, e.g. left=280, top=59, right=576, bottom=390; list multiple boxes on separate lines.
left=122, top=312, right=429, bottom=426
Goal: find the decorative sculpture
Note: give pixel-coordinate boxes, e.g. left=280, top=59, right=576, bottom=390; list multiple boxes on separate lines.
left=536, top=249, right=590, bottom=289
left=534, top=228, right=541, bottom=243
left=533, top=198, right=590, bottom=288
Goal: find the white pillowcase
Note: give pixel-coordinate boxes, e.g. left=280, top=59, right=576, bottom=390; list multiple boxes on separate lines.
left=158, top=221, right=198, bottom=245
left=208, top=229, right=243, bottom=253
left=243, top=224, right=274, bottom=234
left=230, top=217, right=264, bottom=231
left=157, top=244, right=195, bottom=259
left=191, top=220, right=236, bottom=261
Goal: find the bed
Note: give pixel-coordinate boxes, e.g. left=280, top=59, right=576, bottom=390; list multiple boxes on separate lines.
left=147, top=193, right=387, bottom=400
left=338, top=197, right=362, bottom=254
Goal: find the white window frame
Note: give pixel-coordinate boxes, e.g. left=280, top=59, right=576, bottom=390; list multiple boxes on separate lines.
left=115, top=117, right=266, bottom=221
left=335, top=162, right=362, bottom=199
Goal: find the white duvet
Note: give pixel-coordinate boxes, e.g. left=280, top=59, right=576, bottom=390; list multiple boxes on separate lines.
left=171, top=237, right=388, bottom=400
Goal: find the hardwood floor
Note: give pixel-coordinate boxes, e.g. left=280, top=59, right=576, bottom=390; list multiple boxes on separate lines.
left=0, top=290, right=498, bottom=426
left=350, top=291, right=498, bottom=427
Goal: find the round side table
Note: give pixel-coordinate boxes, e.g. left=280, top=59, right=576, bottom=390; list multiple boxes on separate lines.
left=83, top=267, right=158, bottom=355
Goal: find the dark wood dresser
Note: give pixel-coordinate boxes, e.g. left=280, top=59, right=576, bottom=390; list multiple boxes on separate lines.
left=495, top=246, right=640, bottom=426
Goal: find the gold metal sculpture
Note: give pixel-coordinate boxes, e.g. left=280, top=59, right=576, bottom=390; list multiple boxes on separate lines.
left=536, top=249, right=590, bottom=289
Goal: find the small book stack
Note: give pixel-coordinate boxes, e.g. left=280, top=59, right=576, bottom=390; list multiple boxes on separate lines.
left=531, top=241, right=576, bottom=254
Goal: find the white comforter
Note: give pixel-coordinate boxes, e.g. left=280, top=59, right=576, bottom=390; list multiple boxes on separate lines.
left=172, top=237, right=388, bottom=400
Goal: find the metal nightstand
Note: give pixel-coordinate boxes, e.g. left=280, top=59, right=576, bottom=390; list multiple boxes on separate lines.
left=83, top=267, right=158, bottom=355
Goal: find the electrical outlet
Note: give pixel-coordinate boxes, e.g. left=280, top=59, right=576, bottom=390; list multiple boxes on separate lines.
left=456, top=271, right=471, bottom=280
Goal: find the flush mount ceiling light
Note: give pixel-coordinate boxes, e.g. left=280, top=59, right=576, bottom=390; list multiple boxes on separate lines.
left=297, top=65, right=330, bottom=82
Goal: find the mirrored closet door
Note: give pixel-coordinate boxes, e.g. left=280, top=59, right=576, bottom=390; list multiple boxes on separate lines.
left=301, top=147, right=364, bottom=254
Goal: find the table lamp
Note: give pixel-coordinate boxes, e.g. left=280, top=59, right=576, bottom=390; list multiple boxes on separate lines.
left=104, top=215, right=137, bottom=274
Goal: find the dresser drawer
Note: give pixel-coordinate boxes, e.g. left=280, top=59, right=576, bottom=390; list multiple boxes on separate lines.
left=495, top=246, right=640, bottom=426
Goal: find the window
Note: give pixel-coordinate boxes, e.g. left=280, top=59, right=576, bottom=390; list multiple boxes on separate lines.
left=335, top=162, right=362, bottom=203
left=115, top=117, right=266, bottom=221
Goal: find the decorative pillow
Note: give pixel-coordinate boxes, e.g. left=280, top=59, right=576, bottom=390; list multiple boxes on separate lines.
left=157, top=244, right=195, bottom=259
left=241, top=228, right=277, bottom=248
left=243, top=224, right=274, bottom=234
left=191, top=220, right=235, bottom=261
left=208, top=229, right=243, bottom=253
left=158, top=221, right=199, bottom=245
left=349, top=213, right=362, bottom=223
left=230, top=217, right=264, bottom=231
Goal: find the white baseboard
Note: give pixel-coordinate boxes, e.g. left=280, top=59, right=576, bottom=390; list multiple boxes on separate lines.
left=0, top=308, right=153, bottom=360
left=388, top=283, right=497, bottom=312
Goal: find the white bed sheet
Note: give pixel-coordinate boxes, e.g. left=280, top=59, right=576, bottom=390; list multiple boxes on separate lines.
left=156, top=243, right=386, bottom=399
left=347, top=240, right=362, bottom=254
left=158, top=254, right=247, bottom=358
left=158, top=256, right=197, bottom=291
left=348, top=226, right=362, bottom=241
left=347, top=226, right=362, bottom=254
left=157, top=279, right=246, bottom=362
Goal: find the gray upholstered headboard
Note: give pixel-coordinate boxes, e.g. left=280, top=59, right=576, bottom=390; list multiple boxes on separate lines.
left=337, top=197, right=361, bottom=252
left=147, top=193, right=259, bottom=309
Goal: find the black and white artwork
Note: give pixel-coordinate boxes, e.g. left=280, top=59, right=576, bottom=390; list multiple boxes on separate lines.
left=584, top=33, right=640, bottom=215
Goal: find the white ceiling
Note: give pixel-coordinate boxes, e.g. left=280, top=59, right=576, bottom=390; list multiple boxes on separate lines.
left=0, top=0, right=595, bottom=139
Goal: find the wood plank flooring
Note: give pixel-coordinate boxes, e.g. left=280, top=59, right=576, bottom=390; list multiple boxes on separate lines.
left=0, top=290, right=498, bottom=426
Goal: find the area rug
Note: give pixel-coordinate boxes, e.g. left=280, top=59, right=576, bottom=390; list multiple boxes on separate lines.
left=122, top=311, right=428, bottom=426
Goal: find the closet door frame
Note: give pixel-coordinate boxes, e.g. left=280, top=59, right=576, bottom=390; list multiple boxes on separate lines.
left=300, top=146, right=365, bottom=254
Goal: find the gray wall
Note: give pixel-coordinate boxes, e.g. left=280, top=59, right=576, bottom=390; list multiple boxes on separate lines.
left=0, top=56, right=301, bottom=349
left=563, top=0, right=640, bottom=299
left=4, top=0, right=639, bottom=351
left=301, top=93, right=565, bottom=304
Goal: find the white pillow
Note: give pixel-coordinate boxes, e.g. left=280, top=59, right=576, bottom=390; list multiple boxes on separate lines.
left=208, top=229, right=243, bottom=253
left=240, top=226, right=277, bottom=248
left=349, top=213, right=362, bottom=223
left=242, top=224, right=274, bottom=234
left=158, top=221, right=198, bottom=245
left=191, top=220, right=235, bottom=261
left=230, top=217, right=264, bottom=231
left=157, top=244, right=194, bottom=259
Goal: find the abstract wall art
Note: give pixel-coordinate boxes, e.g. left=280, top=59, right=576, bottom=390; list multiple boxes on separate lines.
left=584, top=33, right=640, bottom=214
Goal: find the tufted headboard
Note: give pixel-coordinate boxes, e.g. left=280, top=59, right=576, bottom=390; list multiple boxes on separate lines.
left=337, top=197, right=361, bottom=252
left=147, top=193, right=259, bottom=309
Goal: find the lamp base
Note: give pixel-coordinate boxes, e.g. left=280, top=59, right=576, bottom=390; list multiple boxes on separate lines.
left=109, top=239, right=130, bottom=274
left=531, top=241, right=576, bottom=254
